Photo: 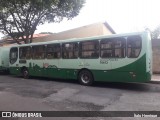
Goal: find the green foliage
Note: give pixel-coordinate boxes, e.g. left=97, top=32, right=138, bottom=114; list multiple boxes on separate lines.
left=0, top=0, right=85, bottom=44
left=151, top=25, right=160, bottom=39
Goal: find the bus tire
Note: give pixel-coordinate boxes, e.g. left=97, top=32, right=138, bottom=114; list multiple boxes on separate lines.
left=78, top=70, right=94, bottom=86
left=22, top=68, right=29, bottom=79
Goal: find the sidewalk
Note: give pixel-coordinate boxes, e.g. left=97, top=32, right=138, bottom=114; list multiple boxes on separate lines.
left=150, top=74, right=160, bottom=84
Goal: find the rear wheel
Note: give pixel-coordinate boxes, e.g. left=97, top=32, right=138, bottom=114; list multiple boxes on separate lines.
left=22, top=68, right=29, bottom=79
left=78, top=70, right=94, bottom=86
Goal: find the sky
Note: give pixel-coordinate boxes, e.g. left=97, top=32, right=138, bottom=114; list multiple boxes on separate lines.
left=0, top=0, right=159, bottom=38
left=35, top=0, right=160, bottom=34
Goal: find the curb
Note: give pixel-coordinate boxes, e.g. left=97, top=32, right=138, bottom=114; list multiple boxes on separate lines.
left=149, top=79, right=160, bottom=84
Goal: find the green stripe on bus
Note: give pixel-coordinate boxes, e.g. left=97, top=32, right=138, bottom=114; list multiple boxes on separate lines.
left=9, top=54, right=151, bottom=83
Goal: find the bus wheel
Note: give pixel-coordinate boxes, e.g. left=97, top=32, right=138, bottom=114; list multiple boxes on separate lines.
left=22, top=68, right=29, bottom=79
left=78, top=70, right=94, bottom=86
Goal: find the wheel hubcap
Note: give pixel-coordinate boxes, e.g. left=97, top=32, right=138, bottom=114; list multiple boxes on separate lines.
left=81, top=74, right=90, bottom=83
left=24, top=70, right=28, bottom=76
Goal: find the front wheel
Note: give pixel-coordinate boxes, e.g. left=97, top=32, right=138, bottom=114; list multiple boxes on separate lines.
left=78, top=70, right=94, bottom=86
left=22, top=68, right=29, bottom=79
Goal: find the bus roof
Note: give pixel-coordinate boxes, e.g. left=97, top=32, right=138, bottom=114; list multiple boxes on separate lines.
left=10, top=31, right=149, bottom=47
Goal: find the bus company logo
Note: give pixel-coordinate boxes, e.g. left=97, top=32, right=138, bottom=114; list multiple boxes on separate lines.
left=2, top=112, right=11, bottom=117
left=2, top=112, right=42, bottom=118
left=100, top=58, right=118, bottom=64
left=100, top=59, right=108, bottom=64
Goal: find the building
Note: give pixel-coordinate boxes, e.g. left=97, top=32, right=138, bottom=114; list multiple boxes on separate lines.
left=0, top=33, right=50, bottom=46
left=0, top=22, right=115, bottom=45
left=152, top=39, right=160, bottom=73
left=33, top=22, right=115, bottom=42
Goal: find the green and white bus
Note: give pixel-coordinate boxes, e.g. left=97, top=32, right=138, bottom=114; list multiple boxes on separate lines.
left=0, top=47, right=10, bottom=72
left=9, top=31, right=152, bottom=85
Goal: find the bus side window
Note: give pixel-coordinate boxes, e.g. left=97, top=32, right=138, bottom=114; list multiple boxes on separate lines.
left=102, top=52, right=112, bottom=58
left=100, top=39, right=113, bottom=58
left=100, top=37, right=126, bottom=58
left=91, top=51, right=99, bottom=57
left=46, top=44, right=61, bottom=59
left=10, top=47, right=18, bottom=64
left=127, top=35, right=141, bottom=58
left=62, top=42, right=78, bottom=59
left=80, top=40, right=99, bottom=59
left=32, top=45, right=45, bottom=59
left=19, top=47, right=31, bottom=59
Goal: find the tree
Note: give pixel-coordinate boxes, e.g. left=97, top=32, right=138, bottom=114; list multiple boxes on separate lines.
left=151, top=25, right=160, bottom=39
left=0, top=0, right=85, bottom=44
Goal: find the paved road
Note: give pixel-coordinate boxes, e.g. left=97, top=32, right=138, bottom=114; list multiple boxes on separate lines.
left=0, top=74, right=160, bottom=120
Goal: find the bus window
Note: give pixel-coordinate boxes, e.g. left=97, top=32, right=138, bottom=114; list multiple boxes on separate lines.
left=79, top=41, right=99, bottom=58
left=62, top=42, right=78, bottom=59
left=127, top=35, right=141, bottom=58
left=10, top=47, right=18, bottom=64
left=19, top=47, right=31, bottom=59
left=114, top=38, right=126, bottom=58
left=46, top=44, right=61, bottom=59
left=32, top=45, right=45, bottom=59
left=101, top=37, right=126, bottom=58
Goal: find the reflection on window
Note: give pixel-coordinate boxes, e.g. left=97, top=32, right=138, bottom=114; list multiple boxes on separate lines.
left=19, top=47, right=31, bottom=59
left=101, top=41, right=112, bottom=49
left=46, top=44, right=61, bottom=59
left=80, top=41, right=99, bottom=58
left=62, top=43, right=78, bottom=59
left=101, top=37, right=126, bottom=58
left=127, top=35, right=141, bottom=58
left=32, top=45, right=45, bottom=59
left=10, top=47, right=18, bottom=64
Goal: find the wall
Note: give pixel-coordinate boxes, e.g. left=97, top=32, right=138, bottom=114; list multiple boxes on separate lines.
left=33, top=22, right=113, bottom=42
left=152, top=39, right=160, bottom=73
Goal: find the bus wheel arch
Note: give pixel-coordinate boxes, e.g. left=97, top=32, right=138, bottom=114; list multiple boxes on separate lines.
left=21, top=67, right=29, bottom=79
left=78, top=68, right=94, bottom=86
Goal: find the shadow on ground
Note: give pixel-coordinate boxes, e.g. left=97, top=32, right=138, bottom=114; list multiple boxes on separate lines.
left=9, top=75, right=159, bottom=93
